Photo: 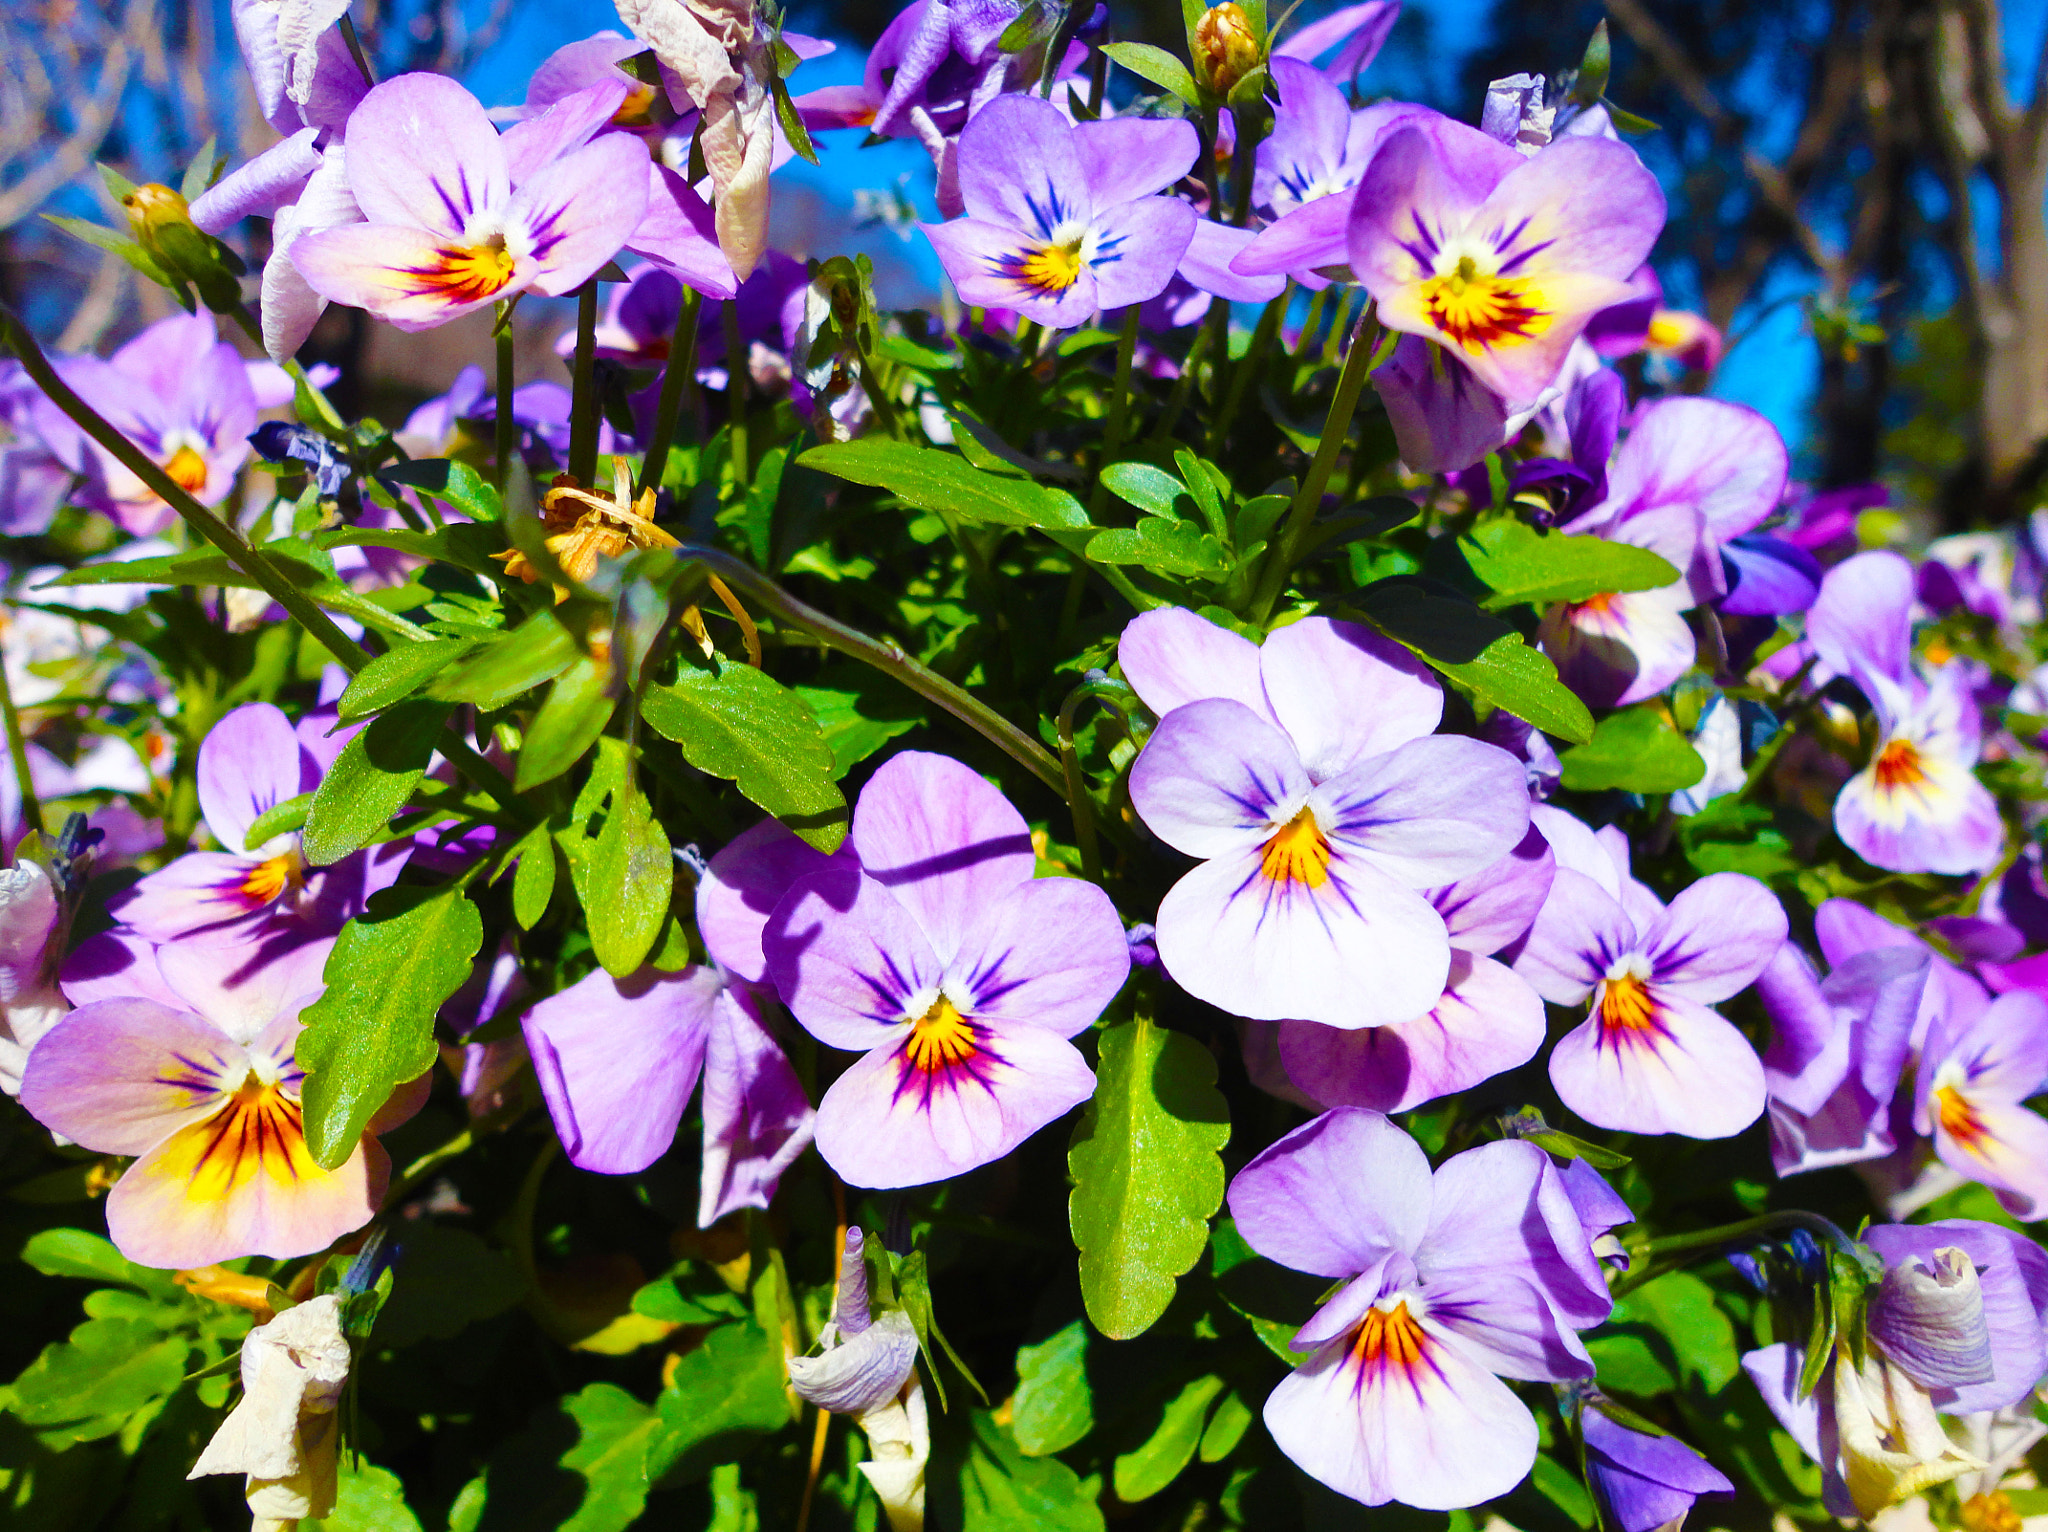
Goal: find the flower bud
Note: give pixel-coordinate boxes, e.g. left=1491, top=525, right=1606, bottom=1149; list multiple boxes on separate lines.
left=1194, top=3, right=1261, bottom=94
left=122, top=183, right=245, bottom=312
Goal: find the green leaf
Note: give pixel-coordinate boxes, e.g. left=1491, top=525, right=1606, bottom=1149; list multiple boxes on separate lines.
left=301, top=700, right=452, bottom=866
left=896, top=1247, right=987, bottom=1409
left=427, top=614, right=579, bottom=710
left=583, top=780, right=673, bottom=977
left=373, top=1225, right=524, bottom=1348
left=379, top=458, right=505, bottom=521
left=1098, top=462, right=1190, bottom=516
left=1198, top=1389, right=1253, bottom=1462
left=1679, top=796, right=1801, bottom=879
left=1068, top=1016, right=1230, bottom=1340
left=296, top=884, right=484, bottom=1168
left=792, top=666, right=924, bottom=777
left=242, top=790, right=315, bottom=850
left=957, top=1411, right=1108, bottom=1532
left=515, top=656, right=616, bottom=791
left=1113, top=1374, right=1226, bottom=1501
left=20, top=1229, right=171, bottom=1292
left=1101, top=41, right=1200, bottom=104
left=1011, top=1320, right=1093, bottom=1456
left=1443, top=633, right=1596, bottom=743
left=1085, top=519, right=1231, bottom=581
left=305, top=1462, right=426, bottom=1532
left=7, top=1319, right=188, bottom=1438
left=640, top=661, right=848, bottom=852
left=1624, top=1270, right=1741, bottom=1392
left=798, top=439, right=1089, bottom=533
left=644, top=1322, right=791, bottom=1486
left=549, top=1384, right=660, bottom=1532
left=1530, top=1450, right=1596, bottom=1527
left=511, top=823, right=561, bottom=930
left=1209, top=1217, right=1325, bottom=1361
left=1559, top=708, right=1707, bottom=793
left=1574, top=18, right=1612, bottom=103
left=339, top=638, right=482, bottom=720
left=1461, top=519, right=1680, bottom=609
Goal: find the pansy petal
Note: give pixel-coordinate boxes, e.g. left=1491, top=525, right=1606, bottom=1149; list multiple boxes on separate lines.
left=292, top=221, right=540, bottom=331
left=953, top=93, right=1093, bottom=232
left=500, top=78, right=629, bottom=184
left=1235, top=190, right=1356, bottom=277
left=948, top=876, right=1129, bottom=1038
left=522, top=965, right=719, bottom=1175
left=629, top=163, right=740, bottom=299
left=342, top=74, right=509, bottom=237
left=106, top=853, right=279, bottom=946
left=1538, top=585, right=1697, bottom=710
left=765, top=866, right=944, bottom=1052
left=1549, top=991, right=1767, bottom=1138
left=1864, top=1221, right=2048, bottom=1414
left=60, top=929, right=181, bottom=1009
left=1072, top=117, right=1198, bottom=205
left=697, top=817, right=848, bottom=985
left=1936, top=990, right=2048, bottom=1101
left=1156, top=841, right=1451, bottom=1028
left=1260, top=618, right=1443, bottom=777
left=156, top=935, right=333, bottom=1048
left=1265, top=1318, right=1539, bottom=1510
left=1280, top=953, right=1545, bottom=1113
left=850, top=751, right=1035, bottom=961
left=1087, top=194, right=1197, bottom=311
left=1178, top=218, right=1288, bottom=303
left=1641, top=872, right=1788, bottom=1002
left=1834, top=753, right=2004, bottom=877
left=698, top=986, right=814, bottom=1228
left=190, top=129, right=322, bottom=233
left=812, top=1020, right=1094, bottom=1188
left=1318, top=735, right=1531, bottom=887
left=1427, top=826, right=1555, bottom=955
left=108, top=1121, right=383, bottom=1269
left=20, top=1000, right=241, bottom=1153
left=1512, top=867, right=1634, bottom=1004
left=1599, top=396, right=1789, bottom=549
left=1423, top=1139, right=1612, bottom=1330
left=1932, top=1098, right=2048, bottom=1220
left=506, top=132, right=652, bottom=296
left=1129, top=699, right=1307, bottom=859
left=1227, top=1107, right=1432, bottom=1277
left=922, top=217, right=1103, bottom=329
left=1807, top=550, right=1915, bottom=695
left=1115, top=607, right=1273, bottom=722
left=1421, top=1269, right=1594, bottom=1381
left=199, top=703, right=315, bottom=855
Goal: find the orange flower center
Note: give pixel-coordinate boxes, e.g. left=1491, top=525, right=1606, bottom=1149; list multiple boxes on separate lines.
left=154, top=1073, right=322, bottom=1202
left=408, top=241, right=517, bottom=304
left=1599, top=970, right=1658, bottom=1032
left=1260, top=807, right=1331, bottom=888
left=163, top=444, right=209, bottom=494
left=239, top=851, right=300, bottom=907
left=1420, top=255, right=1552, bottom=353
left=905, top=996, right=978, bottom=1074
left=1935, top=1084, right=1987, bottom=1150
left=1351, top=1301, right=1427, bottom=1369
left=1873, top=737, right=1927, bottom=791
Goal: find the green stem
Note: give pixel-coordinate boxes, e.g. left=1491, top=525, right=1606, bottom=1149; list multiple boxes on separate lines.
left=0, top=306, right=370, bottom=672
left=676, top=546, right=1068, bottom=799
left=1209, top=283, right=1290, bottom=455
left=493, top=320, right=518, bottom=495
left=567, top=280, right=600, bottom=487
left=637, top=287, right=704, bottom=499
left=1229, top=104, right=1262, bottom=227
left=1056, top=677, right=1138, bottom=882
left=1148, top=321, right=1211, bottom=447
left=723, top=299, right=750, bottom=492
left=1637, top=1209, right=1860, bottom=1262
left=339, top=14, right=376, bottom=86
left=1248, top=305, right=1380, bottom=623
left=1289, top=287, right=1328, bottom=366
left=0, top=655, right=42, bottom=839
left=1087, top=306, right=1142, bottom=521
left=384, top=1128, right=474, bottom=1209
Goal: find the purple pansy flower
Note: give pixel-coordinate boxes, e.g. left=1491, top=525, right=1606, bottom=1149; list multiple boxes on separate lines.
left=1516, top=804, right=1785, bottom=1138
left=1228, top=1109, right=1611, bottom=1509
left=920, top=94, right=1198, bottom=329
left=21, top=930, right=419, bottom=1267
left=762, top=752, right=1129, bottom=1189
left=1806, top=551, right=2003, bottom=876
left=111, top=703, right=406, bottom=948
left=1273, top=0, right=1400, bottom=84
left=1914, top=989, right=2048, bottom=1219
left=1121, top=608, right=1530, bottom=1031
left=0, top=859, right=66, bottom=1097
left=1745, top=1220, right=2048, bottom=1518
left=1581, top=1405, right=1734, bottom=1532
left=520, top=962, right=814, bottom=1225
left=1276, top=828, right=1552, bottom=1112
left=1371, top=331, right=1564, bottom=475
left=1345, top=115, right=1664, bottom=401
left=292, top=74, right=650, bottom=332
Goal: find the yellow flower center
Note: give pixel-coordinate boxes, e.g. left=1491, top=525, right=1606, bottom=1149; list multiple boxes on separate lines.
left=1873, top=737, right=1927, bottom=791
left=409, top=240, right=517, bottom=304
left=1935, top=1084, right=1987, bottom=1150
left=1350, top=1301, right=1426, bottom=1368
left=1008, top=240, right=1085, bottom=295
left=153, top=1072, right=323, bottom=1203
left=905, top=995, right=978, bottom=1074
left=163, top=444, right=209, bottom=494
left=1420, top=254, right=1552, bottom=354
left=1598, top=970, right=1657, bottom=1032
left=1962, top=1493, right=2023, bottom=1532
left=1259, top=807, right=1331, bottom=888
left=238, top=851, right=301, bottom=907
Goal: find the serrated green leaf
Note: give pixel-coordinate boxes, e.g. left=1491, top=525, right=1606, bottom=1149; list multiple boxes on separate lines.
left=1559, top=707, right=1707, bottom=793
left=339, top=638, right=482, bottom=720
left=957, top=1411, right=1108, bottom=1532
left=427, top=615, right=579, bottom=710
left=644, top=1322, right=790, bottom=1487
left=1011, top=1320, right=1092, bottom=1456
left=515, top=656, right=616, bottom=791
left=1069, top=1017, right=1229, bottom=1339
left=301, top=700, right=451, bottom=866
left=1113, top=1373, right=1225, bottom=1501
left=1461, top=519, right=1680, bottom=609
left=7, top=1319, right=187, bottom=1436
left=1101, top=41, right=1201, bottom=104
left=798, top=439, right=1088, bottom=533
left=296, top=885, right=483, bottom=1168
left=640, top=662, right=848, bottom=851
left=1085, top=519, right=1230, bottom=580
left=379, top=458, right=504, bottom=521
